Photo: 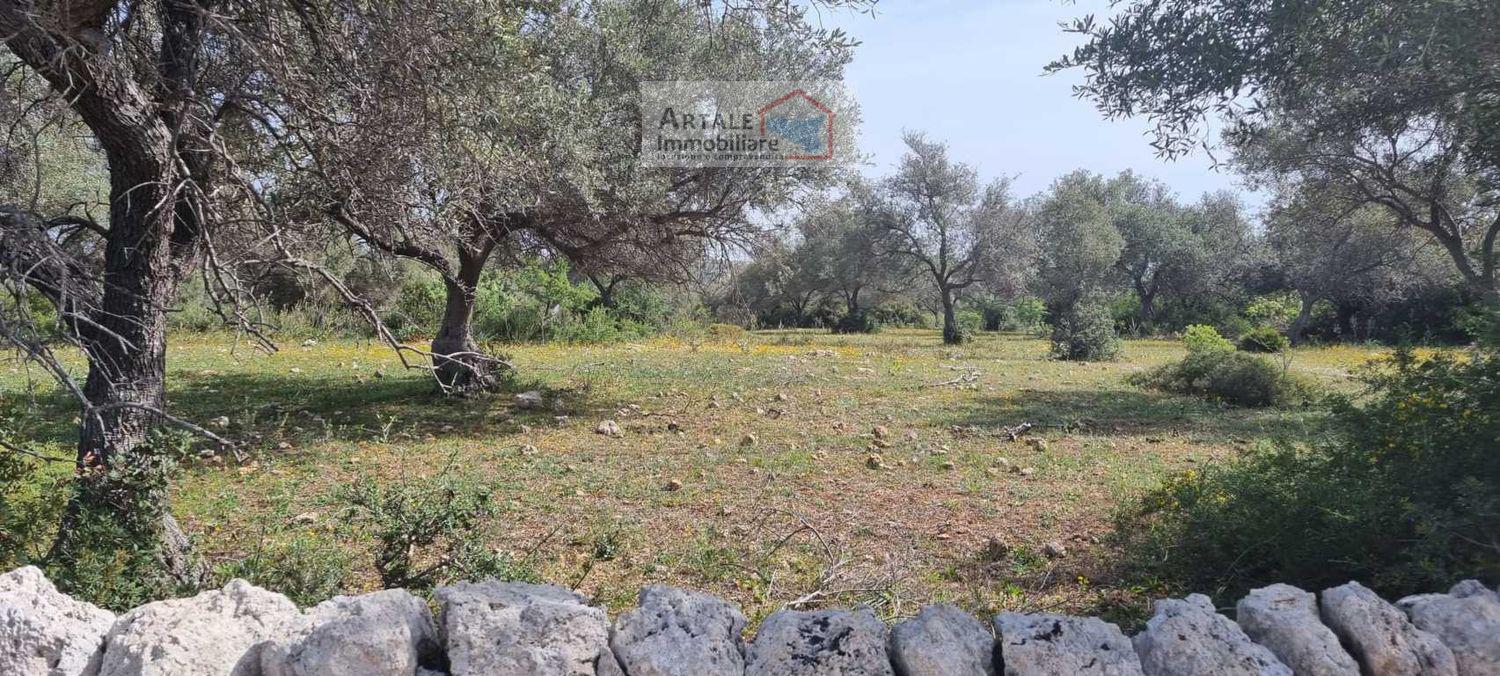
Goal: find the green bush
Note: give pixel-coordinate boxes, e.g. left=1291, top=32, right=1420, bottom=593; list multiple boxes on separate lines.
left=47, top=430, right=200, bottom=610
left=956, top=309, right=985, bottom=337
left=1131, top=348, right=1306, bottom=408
left=336, top=469, right=523, bottom=590
left=832, top=310, right=879, bottom=334
left=215, top=532, right=353, bottom=607
left=1238, top=325, right=1290, bottom=353
left=1116, top=349, right=1500, bottom=599
left=1049, top=302, right=1121, bottom=361
left=1182, top=324, right=1234, bottom=354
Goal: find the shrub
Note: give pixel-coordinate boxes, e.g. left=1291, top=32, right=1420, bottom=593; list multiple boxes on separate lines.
left=336, top=470, right=511, bottom=590
left=1049, top=302, right=1121, bottom=361
left=1182, top=324, right=1233, bottom=354
left=1115, top=349, right=1500, bottom=600
left=47, top=430, right=199, bottom=610
left=1131, top=348, right=1306, bottom=408
left=215, top=533, right=353, bottom=607
left=1238, top=325, right=1290, bottom=353
left=956, top=309, right=985, bottom=337
left=832, top=310, right=879, bottom=334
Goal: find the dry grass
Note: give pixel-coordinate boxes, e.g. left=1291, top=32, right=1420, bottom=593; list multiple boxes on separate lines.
left=0, top=329, right=1398, bottom=625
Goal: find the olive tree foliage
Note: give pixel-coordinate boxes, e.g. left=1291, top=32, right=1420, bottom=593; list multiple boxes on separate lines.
left=0, top=0, right=305, bottom=581
left=792, top=190, right=909, bottom=332
left=1264, top=183, right=1427, bottom=344
left=265, top=0, right=859, bottom=393
left=864, top=132, right=1022, bottom=344
left=1051, top=0, right=1500, bottom=303
left=1030, top=170, right=1126, bottom=358
left=1112, top=176, right=1254, bottom=332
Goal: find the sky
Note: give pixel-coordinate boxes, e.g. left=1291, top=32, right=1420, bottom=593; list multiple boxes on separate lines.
left=817, top=0, right=1265, bottom=212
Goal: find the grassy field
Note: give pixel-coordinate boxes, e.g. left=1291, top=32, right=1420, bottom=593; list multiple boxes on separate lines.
left=1, top=329, right=1396, bottom=624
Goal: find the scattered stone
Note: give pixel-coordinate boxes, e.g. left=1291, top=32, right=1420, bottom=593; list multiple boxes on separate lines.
left=1042, top=541, right=1068, bottom=559
left=1321, top=581, right=1457, bottom=676
left=745, top=608, right=892, bottom=676
left=1396, top=580, right=1500, bottom=676
left=873, top=425, right=889, bottom=439
left=290, top=512, right=319, bottom=526
left=519, top=444, right=539, bottom=456
left=982, top=536, right=1011, bottom=561
left=1018, top=467, right=1035, bottom=477
left=100, top=579, right=304, bottom=676
left=595, top=420, right=622, bottom=437
left=0, top=566, right=115, bottom=676
left=1132, top=594, right=1291, bottom=676
left=261, top=589, right=439, bottom=676
left=301, top=339, right=317, bottom=347
left=610, top=586, right=746, bottom=676
left=740, top=434, right=757, bottom=447
left=667, top=420, right=682, bottom=433
left=1025, top=437, right=1048, bottom=452
left=1235, top=584, right=1358, bottom=676
left=775, top=392, right=790, bottom=402
left=663, top=479, right=683, bottom=492
left=940, top=460, right=956, bottom=470
left=212, top=416, right=230, bottom=429
left=994, top=612, right=1142, bottom=675
left=515, top=391, right=545, bottom=409
left=435, top=580, right=619, bottom=676
left=872, top=438, right=891, bottom=449
left=890, top=604, right=995, bottom=675
left=866, top=454, right=885, bottom=470
left=994, top=457, right=1013, bottom=471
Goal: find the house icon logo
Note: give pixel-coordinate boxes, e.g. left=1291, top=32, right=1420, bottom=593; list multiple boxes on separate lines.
left=757, top=89, right=834, bottom=161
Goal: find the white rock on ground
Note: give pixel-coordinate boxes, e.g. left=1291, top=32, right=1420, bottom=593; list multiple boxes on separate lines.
left=1132, top=594, right=1291, bottom=676
left=745, top=607, right=894, bottom=676
left=435, top=580, right=621, bottom=676
left=98, top=579, right=304, bottom=676
left=889, top=603, right=996, bottom=676
left=260, top=588, right=440, bottom=676
left=609, top=585, right=746, bottom=676
left=1321, top=581, right=1458, bottom=676
left=1397, top=580, right=1500, bottom=676
left=1235, top=584, right=1359, bottom=676
left=993, top=612, right=1141, bottom=676
left=0, top=566, right=115, bottom=676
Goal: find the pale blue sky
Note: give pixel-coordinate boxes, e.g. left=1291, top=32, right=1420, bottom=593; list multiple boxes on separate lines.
left=818, top=0, right=1264, bottom=211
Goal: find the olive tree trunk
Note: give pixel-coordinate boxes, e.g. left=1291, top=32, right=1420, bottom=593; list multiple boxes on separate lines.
left=431, top=246, right=503, bottom=394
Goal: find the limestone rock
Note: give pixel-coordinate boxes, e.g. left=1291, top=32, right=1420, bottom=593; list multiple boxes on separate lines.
left=993, top=612, right=1140, bottom=676
left=515, top=391, right=545, bottom=410
left=1397, top=580, right=1500, bottom=676
left=1321, top=581, right=1457, bottom=676
left=261, top=589, right=439, bottom=676
left=435, top=580, right=619, bottom=676
left=1132, top=594, right=1290, bottom=676
left=889, top=604, right=995, bottom=676
left=609, top=585, right=746, bottom=676
left=595, top=420, right=621, bottom=437
left=99, top=579, right=303, bottom=676
left=1235, top=584, right=1357, bottom=676
left=0, top=566, right=115, bottom=676
left=745, top=607, right=892, bottom=676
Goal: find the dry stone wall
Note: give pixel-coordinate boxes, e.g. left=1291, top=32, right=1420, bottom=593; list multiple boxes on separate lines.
left=4, top=565, right=1499, bottom=675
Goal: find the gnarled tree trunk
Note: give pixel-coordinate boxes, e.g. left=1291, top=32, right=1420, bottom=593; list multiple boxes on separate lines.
left=941, top=290, right=963, bottom=344
left=431, top=244, right=504, bottom=394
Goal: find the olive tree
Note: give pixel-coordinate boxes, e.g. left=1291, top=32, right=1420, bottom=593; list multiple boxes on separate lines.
left=864, top=132, right=1021, bottom=344
left=273, top=0, right=856, bottom=392
left=1051, top=0, right=1500, bottom=303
